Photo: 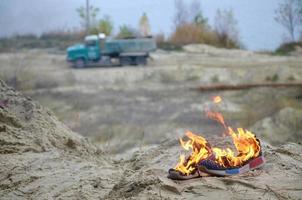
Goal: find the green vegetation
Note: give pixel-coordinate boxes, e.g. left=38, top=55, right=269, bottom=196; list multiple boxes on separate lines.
left=116, top=25, right=137, bottom=39
left=265, top=74, right=279, bottom=82
left=274, top=41, right=302, bottom=55
left=97, top=16, right=114, bottom=36
left=287, top=75, right=296, bottom=81
left=211, top=75, right=220, bottom=83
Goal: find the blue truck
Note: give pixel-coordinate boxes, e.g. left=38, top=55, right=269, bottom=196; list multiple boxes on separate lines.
left=66, top=34, right=156, bottom=68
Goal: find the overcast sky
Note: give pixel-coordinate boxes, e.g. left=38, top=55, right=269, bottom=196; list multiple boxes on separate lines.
left=0, top=0, right=290, bottom=50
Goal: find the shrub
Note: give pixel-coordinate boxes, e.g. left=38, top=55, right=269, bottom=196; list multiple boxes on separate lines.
left=170, top=23, right=219, bottom=46
left=272, top=74, right=279, bottom=82
left=154, top=33, right=182, bottom=51
left=155, top=33, right=165, bottom=44
left=116, top=25, right=138, bottom=39
left=287, top=75, right=296, bottom=81
left=211, top=75, right=220, bottom=83
left=40, top=30, right=84, bottom=41
left=266, top=74, right=279, bottom=82
left=275, top=41, right=302, bottom=55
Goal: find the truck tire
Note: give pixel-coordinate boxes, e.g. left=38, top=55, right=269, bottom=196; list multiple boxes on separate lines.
left=74, top=58, right=85, bottom=68
left=136, top=56, right=147, bottom=66
left=120, top=57, right=131, bottom=66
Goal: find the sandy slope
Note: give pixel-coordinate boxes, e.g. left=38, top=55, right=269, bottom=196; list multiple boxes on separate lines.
left=1, top=80, right=302, bottom=199
left=0, top=80, right=119, bottom=199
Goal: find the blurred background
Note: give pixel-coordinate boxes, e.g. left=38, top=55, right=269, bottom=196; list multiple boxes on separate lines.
left=0, top=0, right=301, bottom=153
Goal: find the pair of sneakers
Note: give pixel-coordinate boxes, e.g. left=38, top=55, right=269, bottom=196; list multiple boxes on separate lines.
left=168, top=152, right=265, bottom=180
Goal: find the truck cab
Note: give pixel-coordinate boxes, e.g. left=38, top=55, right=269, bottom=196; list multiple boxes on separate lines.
left=67, top=35, right=102, bottom=68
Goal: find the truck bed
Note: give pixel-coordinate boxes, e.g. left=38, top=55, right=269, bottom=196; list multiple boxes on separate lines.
left=103, top=38, right=156, bottom=55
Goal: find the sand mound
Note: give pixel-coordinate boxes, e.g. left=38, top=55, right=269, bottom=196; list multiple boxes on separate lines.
left=183, top=44, right=254, bottom=57
left=252, top=107, right=302, bottom=145
left=1, top=80, right=302, bottom=199
left=0, top=80, right=120, bottom=199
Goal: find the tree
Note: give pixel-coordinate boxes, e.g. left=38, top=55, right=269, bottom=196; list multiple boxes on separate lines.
left=194, top=13, right=208, bottom=27
left=139, top=13, right=151, bottom=37
left=189, top=0, right=201, bottom=22
left=76, top=5, right=100, bottom=34
left=189, top=0, right=207, bottom=26
left=116, top=25, right=137, bottom=38
left=173, top=0, right=188, bottom=28
left=300, top=1, right=302, bottom=15
left=297, top=0, right=302, bottom=39
left=275, top=0, right=300, bottom=41
left=173, top=0, right=207, bottom=28
left=214, top=9, right=240, bottom=48
left=98, top=16, right=113, bottom=36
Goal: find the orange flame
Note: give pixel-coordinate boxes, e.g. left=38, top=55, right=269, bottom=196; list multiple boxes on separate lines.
left=213, top=96, right=222, bottom=104
left=175, top=131, right=211, bottom=175
left=174, top=97, right=261, bottom=175
left=206, top=111, right=227, bottom=129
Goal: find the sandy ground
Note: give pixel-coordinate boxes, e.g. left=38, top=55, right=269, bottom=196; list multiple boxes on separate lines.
left=0, top=45, right=301, bottom=151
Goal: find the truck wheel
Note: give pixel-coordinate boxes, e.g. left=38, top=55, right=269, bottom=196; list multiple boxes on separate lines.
left=120, top=57, right=131, bottom=66
left=74, top=58, right=85, bottom=68
left=136, top=56, right=147, bottom=66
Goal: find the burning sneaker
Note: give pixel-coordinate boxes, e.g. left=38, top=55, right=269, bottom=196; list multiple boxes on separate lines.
left=198, top=151, right=265, bottom=176
left=168, top=96, right=266, bottom=180
left=167, top=168, right=201, bottom=180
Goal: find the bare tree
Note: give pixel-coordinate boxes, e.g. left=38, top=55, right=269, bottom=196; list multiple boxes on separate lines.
left=299, top=0, right=302, bottom=40
left=189, top=0, right=201, bottom=22
left=296, top=0, right=302, bottom=21
left=275, top=0, right=300, bottom=41
left=76, top=4, right=100, bottom=34
left=86, top=0, right=90, bottom=34
left=214, top=9, right=240, bottom=48
left=174, top=0, right=207, bottom=28
left=173, top=0, right=188, bottom=28
left=189, top=0, right=207, bottom=26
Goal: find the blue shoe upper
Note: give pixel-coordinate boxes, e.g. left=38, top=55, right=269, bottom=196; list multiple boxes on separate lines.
left=199, top=159, right=225, bottom=170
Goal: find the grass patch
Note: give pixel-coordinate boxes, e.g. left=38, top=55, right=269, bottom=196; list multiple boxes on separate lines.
left=287, top=75, right=296, bottom=81
left=274, top=41, right=302, bottom=55
left=265, top=74, right=279, bottom=82
left=211, top=75, right=220, bottom=83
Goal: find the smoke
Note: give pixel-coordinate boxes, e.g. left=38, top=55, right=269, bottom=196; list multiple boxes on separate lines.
left=0, top=0, right=82, bottom=37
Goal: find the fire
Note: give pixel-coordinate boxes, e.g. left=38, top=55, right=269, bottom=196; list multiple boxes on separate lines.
left=206, top=111, right=227, bottom=129
left=213, top=96, right=222, bottom=104
left=174, top=97, right=261, bottom=175
left=175, top=131, right=211, bottom=175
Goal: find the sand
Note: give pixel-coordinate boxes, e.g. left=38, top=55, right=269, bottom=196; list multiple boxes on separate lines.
left=1, top=80, right=302, bottom=199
